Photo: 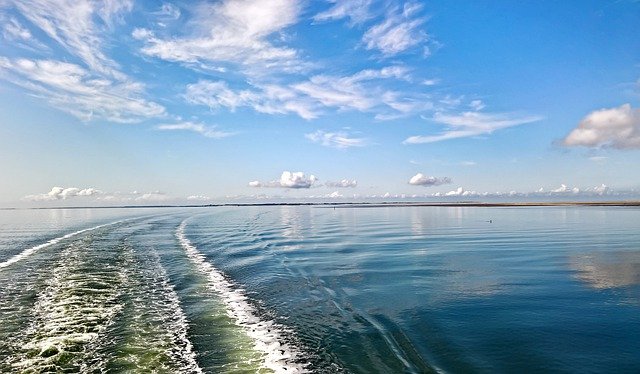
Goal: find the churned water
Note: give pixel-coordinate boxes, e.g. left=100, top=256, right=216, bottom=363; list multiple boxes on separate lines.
left=1, top=206, right=639, bottom=373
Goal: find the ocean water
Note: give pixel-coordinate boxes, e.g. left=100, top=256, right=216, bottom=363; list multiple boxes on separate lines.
left=0, top=206, right=639, bottom=373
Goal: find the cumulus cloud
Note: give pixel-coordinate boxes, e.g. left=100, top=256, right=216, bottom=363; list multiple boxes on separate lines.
left=156, top=121, right=235, bottom=138
left=21, top=187, right=182, bottom=203
left=249, top=171, right=319, bottom=189
left=325, top=179, right=358, bottom=188
left=327, top=190, right=343, bottom=198
left=444, top=187, right=478, bottom=197
left=404, top=111, right=542, bottom=144
left=422, top=183, right=622, bottom=199
left=305, top=130, right=367, bottom=148
left=550, top=184, right=581, bottom=194
left=408, top=173, right=451, bottom=186
left=563, top=104, right=640, bottom=149
left=279, top=171, right=318, bottom=188
left=133, top=0, right=303, bottom=73
left=362, top=2, right=427, bottom=56
left=23, top=186, right=103, bottom=201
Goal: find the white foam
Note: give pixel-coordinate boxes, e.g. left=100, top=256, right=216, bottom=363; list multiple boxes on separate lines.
left=177, top=221, right=308, bottom=374
left=142, top=249, right=203, bottom=373
left=0, top=220, right=126, bottom=270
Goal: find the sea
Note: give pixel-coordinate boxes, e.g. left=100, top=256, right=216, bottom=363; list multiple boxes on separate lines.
left=0, top=205, right=639, bottom=373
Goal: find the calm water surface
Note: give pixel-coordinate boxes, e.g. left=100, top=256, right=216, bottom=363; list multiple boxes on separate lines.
left=0, top=206, right=639, bottom=373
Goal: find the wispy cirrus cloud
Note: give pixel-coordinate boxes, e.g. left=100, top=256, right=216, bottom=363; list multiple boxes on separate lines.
left=184, top=66, right=419, bottom=120
left=404, top=111, right=543, bottom=144
left=184, top=79, right=320, bottom=120
left=156, top=121, right=235, bottom=139
left=7, top=0, right=132, bottom=78
left=3, top=16, right=32, bottom=41
left=133, top=0, right=303, bottom=74
left=362, top=1, right=427, bottom=56
left=313, top=0, right=373, bottom=25
left=0, top=0, right=168, bottom=124
left=305, top=130, right=367, bottom=148
left=0, top=57, right=165, bottom=123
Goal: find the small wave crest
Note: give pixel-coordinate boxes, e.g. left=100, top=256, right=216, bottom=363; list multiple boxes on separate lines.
left=0, top=220, right=125, bottom=270
left=177, top=220, right=308, bottom=373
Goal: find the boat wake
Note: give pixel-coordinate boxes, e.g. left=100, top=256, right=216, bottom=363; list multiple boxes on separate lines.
left=177, top=220, right=308, bottom=373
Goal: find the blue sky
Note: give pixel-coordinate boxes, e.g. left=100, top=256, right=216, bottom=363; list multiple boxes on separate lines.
left=0, top=0, right=639, bottom=205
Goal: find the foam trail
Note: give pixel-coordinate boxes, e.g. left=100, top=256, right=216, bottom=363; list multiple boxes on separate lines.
left=177, top=221, right=307, bottom=374
left=116, top=243, right=203, bottom=373
left=10, top=233, right=125, bottom=372
left=0, top=220, right=125, bottom=270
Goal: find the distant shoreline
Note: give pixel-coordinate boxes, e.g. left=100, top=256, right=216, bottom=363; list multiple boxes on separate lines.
left=2, top=201, right=640, bottom=210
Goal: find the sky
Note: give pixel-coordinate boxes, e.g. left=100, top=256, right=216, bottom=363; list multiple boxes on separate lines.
left=0, top=0, right=639, bottom=206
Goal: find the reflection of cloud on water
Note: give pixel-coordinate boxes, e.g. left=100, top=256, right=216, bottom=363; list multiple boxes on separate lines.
left=279, top=206, right=304, bottom=250
left=570, top=251, right=640, bottom=289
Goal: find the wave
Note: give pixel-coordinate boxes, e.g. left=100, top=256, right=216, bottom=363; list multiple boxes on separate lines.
left=176, top=220, right=307, bottom=373
left=0, top=220, right=125, bottom=270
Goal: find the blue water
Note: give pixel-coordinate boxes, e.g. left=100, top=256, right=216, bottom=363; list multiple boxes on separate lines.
left=1, top=206, right=639, bottom=372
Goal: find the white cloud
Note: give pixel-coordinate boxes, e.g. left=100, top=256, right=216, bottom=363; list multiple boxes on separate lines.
left=593, top=184, right=609, bottom=195
left=7, top=0, right=131, bottom=78
left=362, top=1, right=427, bottom=56
left=325, top=179, right=358, bottom=188
left=0, top=57, right=165, bottom=123
left=408, top=173, right=451, bottom=186
left=134, top=0, right=303, bottom=73
left=22, top=187, right=182, bottom=203
left=154, top=3, right=181, bottom=24
left=185, top=66, right=416, bottom=120
left=327, top=190, right=343, bottom=198
left=249, top=171, right=319, bottom=189
left=23, top=186, right=103, bottom=201
left=156, top=121, right=235, bottom=139
left=292, top=75, right=376, bottom=112
left=404, top=111, right=542, bottom=144
left=469, top=100, right=485, bottom=111
left=422, top=78, right=439, bottom=86
left=550, top=184, right=580, bottom=194
left=305, top=130, right=367, bottom=148
left=3, top=17, right=32, bottom=40
left=0, top=1, right=168, bottom=124
left=313, top=0, right=372, bottom=25
left=279, top=171, right=318, bottom=188
left=563, top=104, right=640, bottom=149
left=444, top=187, right=478, bottom=197
left=184, top=80, right=319, bottom=120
